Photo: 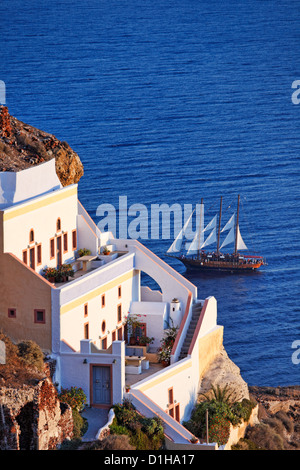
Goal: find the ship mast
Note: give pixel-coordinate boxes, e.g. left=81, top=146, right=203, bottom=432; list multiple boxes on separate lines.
left=234, top=194, right=240, bottom=255
left=197, top=198, right=203, bottom=257
left=217, top=196, right=222, bottom=255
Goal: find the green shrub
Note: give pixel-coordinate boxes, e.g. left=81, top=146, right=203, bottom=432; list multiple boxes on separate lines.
left=78, top=248, right=91, bottom=257
left=17, top=340, right=44, bottom=372
left=111, top=400, right=164, bottom=450
left=59, top=386, right=87, bottom=412
left=71, top=408, right=88, bottom=439
left=231, top=399, right=256, bottom=423
left=208, top=414, right=231, bottom=446
left=183, top=385, right=257, bottom=446
left=231, top=438, right=263, bottom=450
left=109, top=419, right=130, bottom=436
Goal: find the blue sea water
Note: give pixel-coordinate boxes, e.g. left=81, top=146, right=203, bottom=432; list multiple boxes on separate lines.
left=2, top=0, right=300, bottom=386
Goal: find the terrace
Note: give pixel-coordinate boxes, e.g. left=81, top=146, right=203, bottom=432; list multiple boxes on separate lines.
left=44, top=248, right=129, bottom=287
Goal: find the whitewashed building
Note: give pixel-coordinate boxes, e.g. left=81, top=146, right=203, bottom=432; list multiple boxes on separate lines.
left=0, top=160, right=224, bottom=448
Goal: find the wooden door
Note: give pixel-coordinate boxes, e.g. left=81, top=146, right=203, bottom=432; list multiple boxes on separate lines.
left=92, top=366, right=111, bottom=406
left=56, top=236, right=62, bottom=267
left=29, top=247, right=35, bottom=270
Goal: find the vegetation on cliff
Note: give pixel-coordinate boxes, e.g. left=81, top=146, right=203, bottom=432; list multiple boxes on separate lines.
left=0, top=332, right=45, bottom=387
left=233, top=386, right=300, bottom=450
left=85, top=398, right=164, bottom=451
left=183, top=384, right=256, bottom=446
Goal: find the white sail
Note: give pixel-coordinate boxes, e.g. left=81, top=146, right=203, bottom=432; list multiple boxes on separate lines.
left=220, top=226, right=235, bottom=249
left=236, top=226, right=248, bottom=251
left=201, top=227, right=217, bottom=248
left=186, top=229, right=202, bottom=255
left=221, top=213, right=235, bottom=233
left=203, top=214, right=217, bottom=232
left=167, top=209, right=195, bottom=253
left=186, top=203, right=205, bottom=255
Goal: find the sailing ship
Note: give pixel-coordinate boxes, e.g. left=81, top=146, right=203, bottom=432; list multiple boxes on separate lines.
left=166, top=195, right=267, bottom=273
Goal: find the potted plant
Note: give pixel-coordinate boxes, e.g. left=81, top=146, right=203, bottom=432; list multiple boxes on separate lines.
left=125, top=315, right=144, bottom=346
left=157, top=324, right=178, bottom=366
left=77, top=248, right=91, bottom=257
left=139, top=335, right=154, bottom=347
left=59, top=263, right=75, bottom=281
left=102, top=246, right=110, bottom=255
left=43, top=267, right=59, bottom=283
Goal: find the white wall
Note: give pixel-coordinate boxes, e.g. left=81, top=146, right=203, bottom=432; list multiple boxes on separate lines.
left=2, top=185, right=78, bottom=273
left=130, top=301, right=168, bottom=349
left=132, top=357, right=198, bottom=423
left=132, top=297, right=221, bottom=424
left=59, top=264, right=140, bottom=352
left=0, top=159, right=61, bottom=208
left=77, top=214, right=99, bottom=255
left=59, top=340, right=125, bottom=406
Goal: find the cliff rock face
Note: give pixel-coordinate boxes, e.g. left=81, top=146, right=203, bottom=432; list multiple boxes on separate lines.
left=0, top=106, right=84, bottom=186
left=0, top=377, right=73, bottom=450
left=198, top=346, right=250, bottom=401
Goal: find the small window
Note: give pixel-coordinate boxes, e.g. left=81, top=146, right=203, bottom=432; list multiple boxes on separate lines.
left=8, top=308, right=16, bottom=319
left=101, top=320, right=106, bottom=333
left=84, top=303, right=88, bottom=317
left=37, top=244, right=42, bottom=265
left=117, top=326, right=123, bottom=341
left=168, top=388, right=174, bottom=405
left=175, top=403, right=180, bottom=422
left=50, top=238, right=55, bottom=259
left=117, top=304, right=122, bottom=323
left=63, top=233, right=68, bottom=253
left=56, top=218, right=61, bottom=232
left=34, top=309, right=45, bottom=324
left=29, top=229, right=34, bottom=243
left=118, top=285, right=122, bottom=298
left=22, top=250, right=28, bottom=265
left=112, top=330, right=116, bottom=342
left=84, top=322, right=89, bottom=339
left=101, top=294, right=105, bottom=308
left=72, top=230, right=77, bottom=250
left=101, top=337, right=107, bottom=350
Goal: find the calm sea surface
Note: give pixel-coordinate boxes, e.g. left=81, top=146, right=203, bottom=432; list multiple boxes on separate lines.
left=2, top=0, right=300, bottom=386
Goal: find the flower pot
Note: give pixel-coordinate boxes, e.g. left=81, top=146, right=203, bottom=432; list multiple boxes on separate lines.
left=190, top=438, right=199, bottom=444
left=161, top=360, right=169, bottom=367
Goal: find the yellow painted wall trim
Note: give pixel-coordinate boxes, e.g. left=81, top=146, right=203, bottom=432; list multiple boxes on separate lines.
left=60, top=269, right=138, bottom=315
left=138, top=359, right=192, bottom=392
left=2, top=185, right=78, bottom=221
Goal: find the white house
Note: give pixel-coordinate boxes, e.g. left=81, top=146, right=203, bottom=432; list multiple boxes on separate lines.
left=0, top=160, right=224, bottom=447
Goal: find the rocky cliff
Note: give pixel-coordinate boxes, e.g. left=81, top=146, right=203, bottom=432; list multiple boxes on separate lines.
left=0, top=106, right=84, bottom=186
left=0, top=377, right=73, bottom=450
left=0, top=334, right=73, bottom=450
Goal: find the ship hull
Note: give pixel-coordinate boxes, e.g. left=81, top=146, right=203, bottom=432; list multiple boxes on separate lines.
left=176, top=256, right=264, bottom=273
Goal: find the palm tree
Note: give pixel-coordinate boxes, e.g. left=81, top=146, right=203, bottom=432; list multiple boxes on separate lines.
left=201, top=383, right=239, bottom=405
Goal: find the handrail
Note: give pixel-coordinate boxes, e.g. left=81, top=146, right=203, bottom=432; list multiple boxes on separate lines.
left=130, top=388, right=197, bottom=444
left=188, top=298, right=208, bottom=356
left=171, top=291, right=192, bottom=357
